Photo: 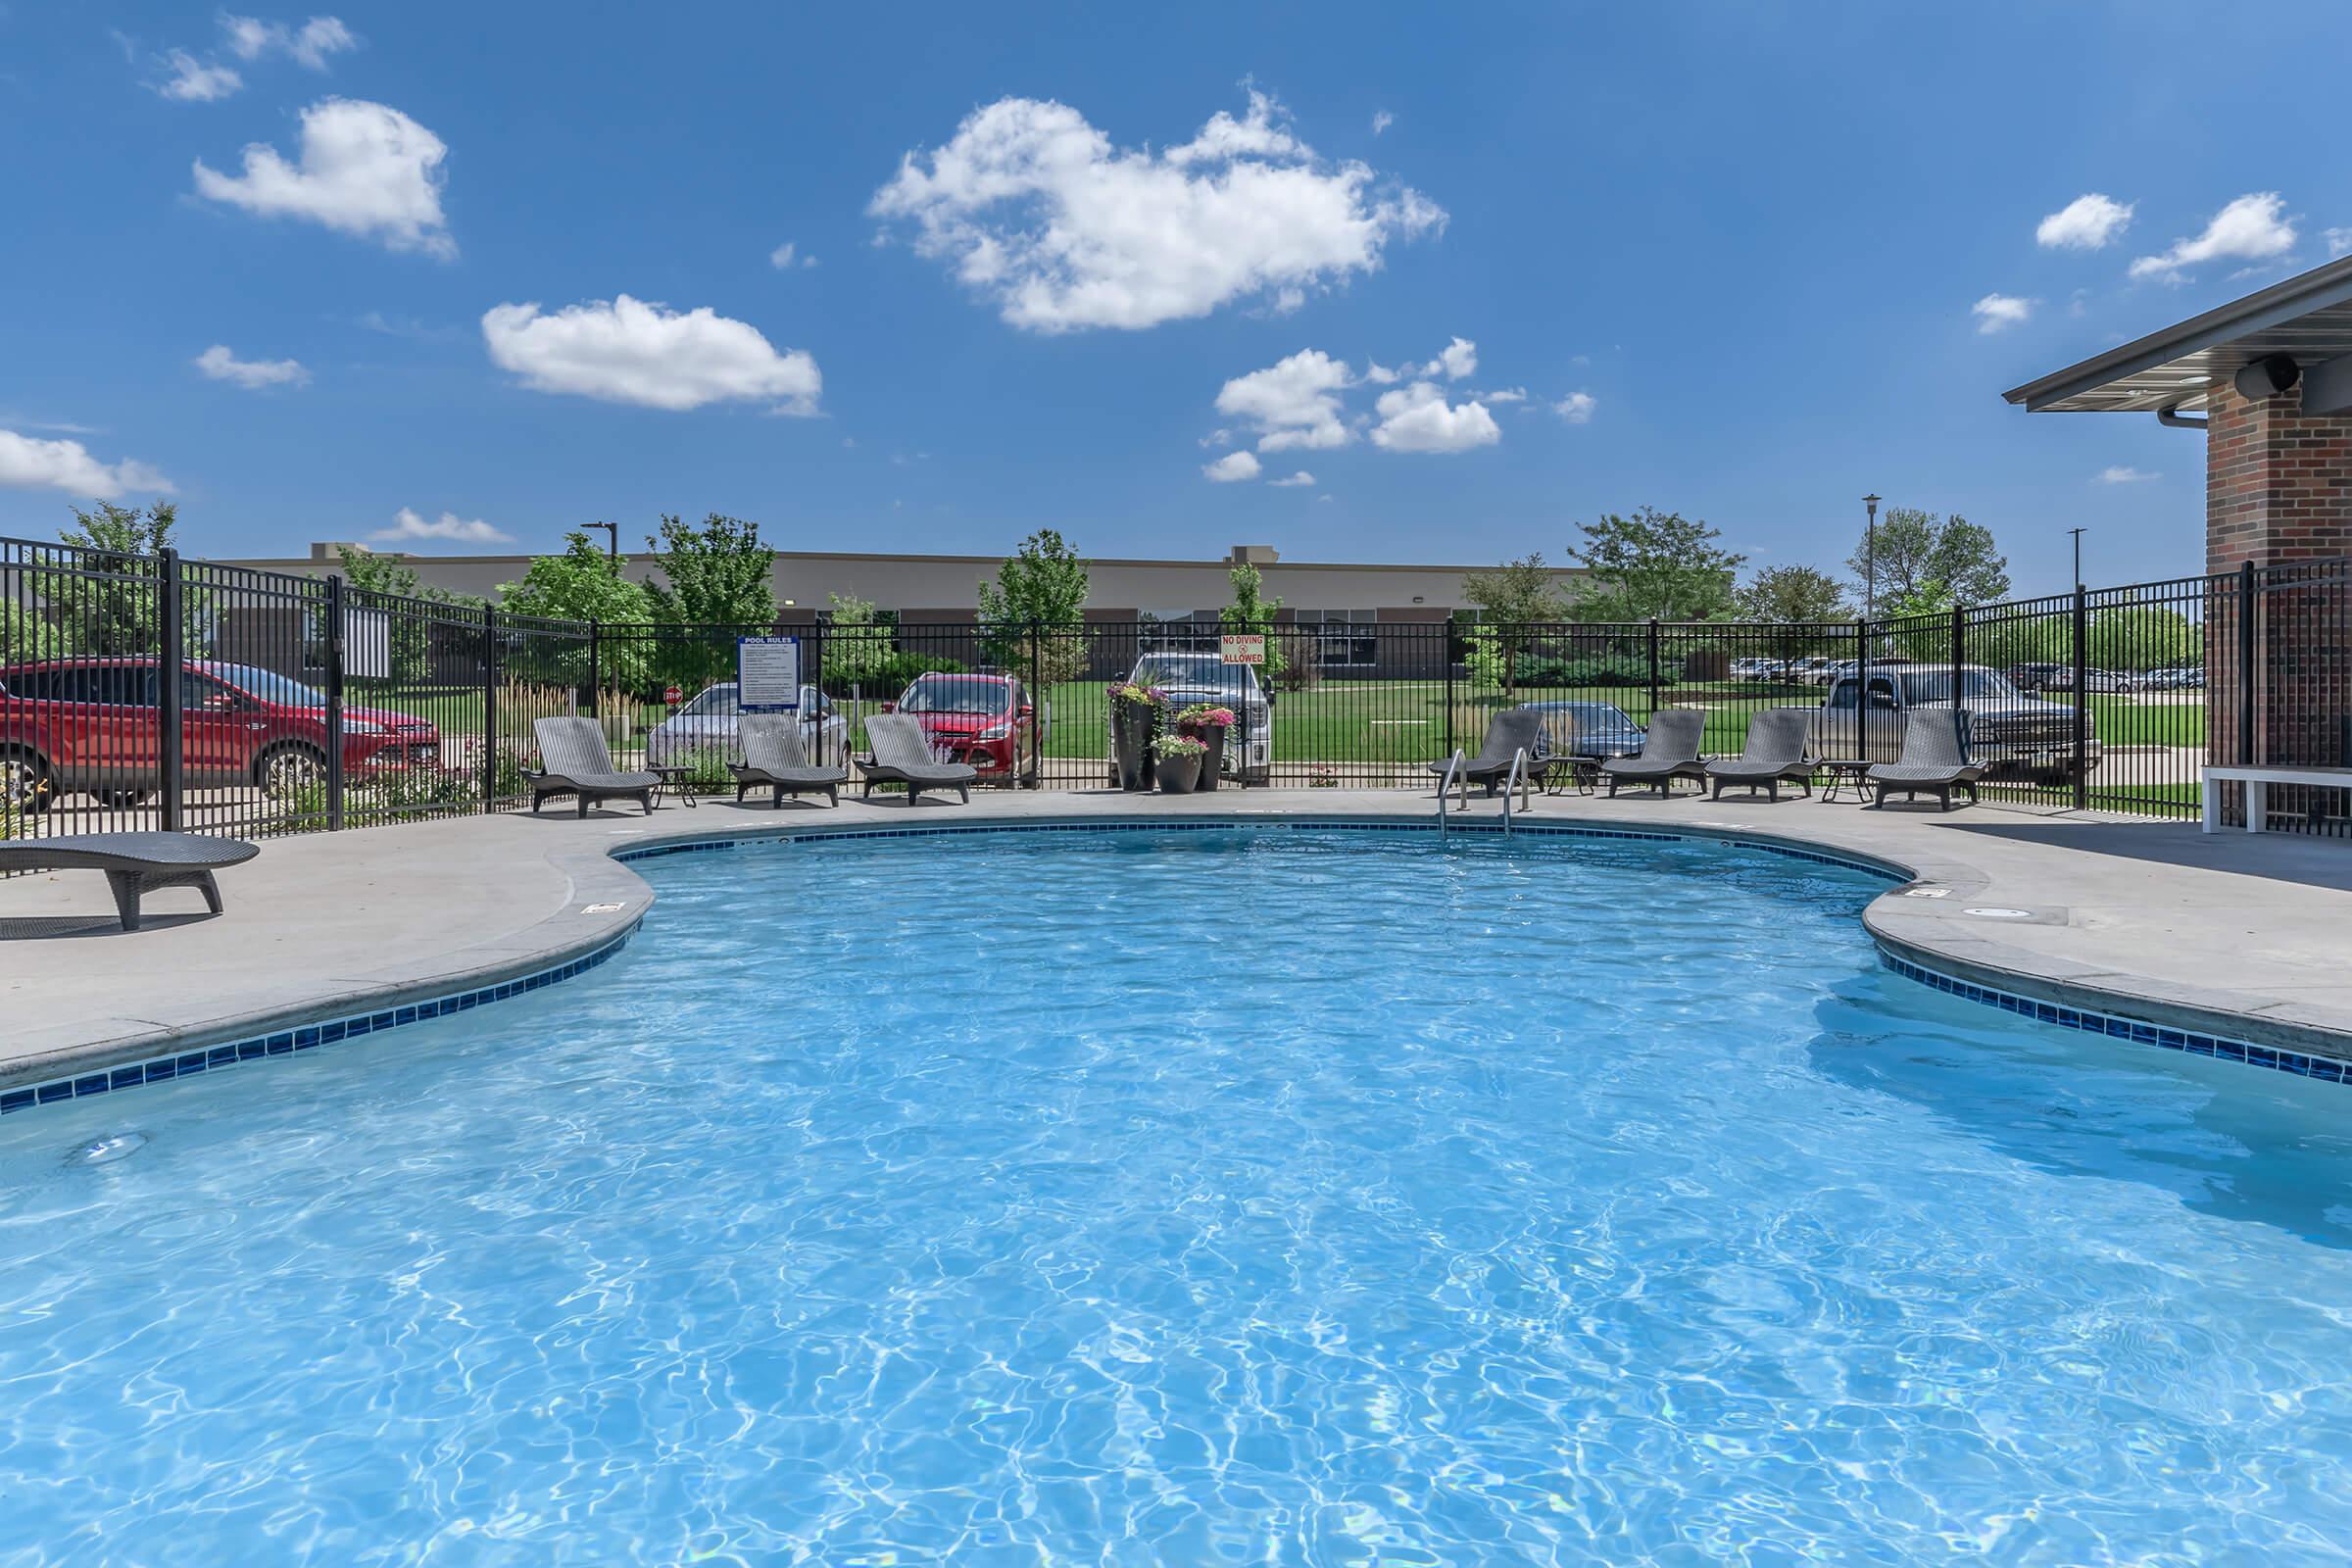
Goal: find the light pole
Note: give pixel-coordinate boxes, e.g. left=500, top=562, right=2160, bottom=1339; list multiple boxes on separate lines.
left=1862, top=494, right=1881, bottom=621
left=2067, top=526, right=2086, bottom=590
left=585, top=520, right=618, bottom=567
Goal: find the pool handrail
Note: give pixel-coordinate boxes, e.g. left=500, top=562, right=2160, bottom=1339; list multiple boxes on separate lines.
left=1502, top=746, right=1532, bottom=834
left=1437, top=747, right=1467, bottom=837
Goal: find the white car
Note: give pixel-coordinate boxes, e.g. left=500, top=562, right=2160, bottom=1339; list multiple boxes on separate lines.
left=645, top=682, right=848, bottom=767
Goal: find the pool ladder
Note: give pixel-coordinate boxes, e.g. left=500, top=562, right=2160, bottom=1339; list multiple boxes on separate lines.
left=1436, top=747, right=1534, bottom=839
left=1437, top=748, right=1467, bottom=839
left=1501, top=747, right=1532, bottom=836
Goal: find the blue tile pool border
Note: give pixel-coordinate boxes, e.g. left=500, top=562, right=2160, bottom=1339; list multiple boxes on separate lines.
left=1878, top=948, right=2352, bottom=1088
left=0, top=920, right=642, bottom=1119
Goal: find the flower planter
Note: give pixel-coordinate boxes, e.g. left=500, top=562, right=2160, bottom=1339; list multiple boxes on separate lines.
left=1112, top=707, right=1156, bottom=791
left=1155, top=750, right=1202, bottom=794
left=1190, top=724, right=1227, bottom=791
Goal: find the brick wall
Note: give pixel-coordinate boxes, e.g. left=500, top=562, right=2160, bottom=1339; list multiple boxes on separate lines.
left=2206, top=381, right=2352, bottom=573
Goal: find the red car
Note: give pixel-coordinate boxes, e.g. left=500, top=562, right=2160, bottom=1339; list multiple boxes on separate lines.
left=882, top=672, right=1043, bottom=785
left=0, top=657, right=442, bottom=812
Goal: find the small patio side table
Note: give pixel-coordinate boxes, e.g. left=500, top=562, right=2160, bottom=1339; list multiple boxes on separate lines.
left=648, top=765, right=701, bottom=809
left=1818, top=759, right=1872, bottom=804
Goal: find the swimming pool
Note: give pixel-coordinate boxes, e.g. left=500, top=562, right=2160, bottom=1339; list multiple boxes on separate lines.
left=5, top=823, right=2351, bottom=1563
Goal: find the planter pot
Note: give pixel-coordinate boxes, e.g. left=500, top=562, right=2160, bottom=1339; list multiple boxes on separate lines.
left=1155, top=750, right=1202, bottom=794
left=1112, top=706, right=1155, bottom=791
left=1189, top=724, right=1227, bottom=790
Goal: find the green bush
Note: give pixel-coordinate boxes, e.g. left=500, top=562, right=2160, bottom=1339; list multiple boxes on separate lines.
left=819, top=651, right=965, bottom=699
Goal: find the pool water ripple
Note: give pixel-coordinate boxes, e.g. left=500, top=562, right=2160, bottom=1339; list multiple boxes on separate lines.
left=2, top=826, right=2351, bottom=1564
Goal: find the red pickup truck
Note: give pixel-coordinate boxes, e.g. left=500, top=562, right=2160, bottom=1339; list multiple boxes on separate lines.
left=0, top=657, right=442, bottom=811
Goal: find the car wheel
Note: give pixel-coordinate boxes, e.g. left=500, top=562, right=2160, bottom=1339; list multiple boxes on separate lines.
left=257, top=743, right=327, bottom=800
left=96, top=788, right=155, bottom=809
left=1, top=749, right=57, bottom=815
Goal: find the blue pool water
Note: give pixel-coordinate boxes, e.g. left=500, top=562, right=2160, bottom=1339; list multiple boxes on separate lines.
left=5, top=825, right=2352, bottom=1565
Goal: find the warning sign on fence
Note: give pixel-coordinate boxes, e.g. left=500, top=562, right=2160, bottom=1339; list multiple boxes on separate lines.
left=1219, top=634, right=1266, bottom=665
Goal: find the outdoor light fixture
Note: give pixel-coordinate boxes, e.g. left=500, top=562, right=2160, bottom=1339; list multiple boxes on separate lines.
left=1862, top=494, right=1881, bottom=621
left=2233, top=354, right=2301, bottom=402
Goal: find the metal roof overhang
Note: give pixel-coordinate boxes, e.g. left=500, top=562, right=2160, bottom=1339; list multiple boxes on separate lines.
left=2003, top=256, right=2352, bottom=414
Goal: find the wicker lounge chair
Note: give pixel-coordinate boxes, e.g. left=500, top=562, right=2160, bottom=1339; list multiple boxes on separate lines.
left=1868, top=709, right=1983, bottom=810
left=1426, top=707, right=1548, bottom=796
left=526, top=716, right=660, bottom=817
left=1600, top=709, right=1708, bottom=798
left=857, top=712, right=978, bottom=806
left=0, top=830, right=258, bottom=931
left=1703, top=708, right=1815, bottom=802
left=732, top=714, right=847, bottom=808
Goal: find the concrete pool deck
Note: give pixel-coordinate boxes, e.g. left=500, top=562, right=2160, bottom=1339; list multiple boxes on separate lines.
left=7, top=788, right=2352, bottom=1091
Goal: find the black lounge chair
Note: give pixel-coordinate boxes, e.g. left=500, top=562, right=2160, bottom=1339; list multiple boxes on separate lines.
left=1704, top=707, right=1814, bottom=802
left=732, top=714, right=847, bottom=808
left=1601, top=709, right=1708, bottom=798
left=0, top=830, right=258, bottom=931
left=1426, top=707, right=1548, bottom=796
left=1868, top=710, right=1983, bottom=811
left=526, top=716, right=660, bottom=817
left=857, top=713, right=977, bottom=806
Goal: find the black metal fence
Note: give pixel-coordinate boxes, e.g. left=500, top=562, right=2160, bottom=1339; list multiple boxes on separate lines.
left=2, top=535, right=2345, bottom=840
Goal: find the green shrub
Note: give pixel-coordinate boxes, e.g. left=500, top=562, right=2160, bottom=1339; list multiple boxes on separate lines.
left=820, top=651, right=965, bottom=699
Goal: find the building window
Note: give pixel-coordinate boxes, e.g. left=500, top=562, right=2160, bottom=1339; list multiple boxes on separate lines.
left=1297, top=609, right=1378, bottom=667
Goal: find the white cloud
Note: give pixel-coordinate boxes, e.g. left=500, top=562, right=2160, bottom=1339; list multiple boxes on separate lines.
left=1371, top=110, right=1394, bottom=136
left=1370, top=381, right=1500, bottom=454
left=1317, top=493, right=1333, bottom=503
left=1268, top=470, right=1315, bottom=487
left=2096, top=465, right=2160, bottom=484
left=220, top=14, right=359, bottom=70
left=373, top=506, right=510, bottom=544
left=194, top=98, right=455, bottom=259
left=1479, top=386, right=1528, bottom=404
left=868, top=88, right=1446, bottom=332
left=2328, top=227, right=2352, bottom=260
left=1199, top=428, right=1232, bottom=448
left=2129, top=193, right=2296, bottom=281
left=481, top=294, right=822, bottom=414
left=157, top=49, right=242, bottom=102
left=1202, top=451, right=1261, bottom=482
left=1972, top=293, right=2034, bottom=333
left=2036, top=193, right=2133, bottom=251
left=1363, top=361, right=1399, bottom=383
left=1215, top=348, right=1353, bottom=452
left=1553, top=391, right=1596, bottom=423
left=0, top=430, right=172, bottom=499
left=194, top=343, right=310, bottom=389
left=768, top=240, right=818, bottom=270
left=1426, top=336, right=1476, bottom=379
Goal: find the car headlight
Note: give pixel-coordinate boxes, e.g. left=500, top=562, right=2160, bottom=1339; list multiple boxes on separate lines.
left=975, top=722, right=1011, bottom=740
left=345, top=718, right=387, bottom=735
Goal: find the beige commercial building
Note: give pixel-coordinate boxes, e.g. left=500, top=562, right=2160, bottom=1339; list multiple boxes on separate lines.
left=237, top=542, right=1585, bottom=630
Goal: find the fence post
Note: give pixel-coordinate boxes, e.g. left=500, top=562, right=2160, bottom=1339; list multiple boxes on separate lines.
left=1855, top=615, right=1870, bottom=766
left=2071, top=584, right=2089, bottom=810
left=587, top=619, right=600, bottom=732
left=2238, top=559, right=2257, bottom=767
left=1646, top=618, right=1661, bottom=720
left=1949, top=603, right=1967, bottom=758
left=324, top=573, right=346, bottom=832
left=481, top=607, right=500, bottom=813
left=1443, top=619, right=1455, bottom=762
left=1027, top=619, right=1042, bottom=790
left=157, top=547, right=184, bottom=832
left=807, top=617, right=825, bottom=769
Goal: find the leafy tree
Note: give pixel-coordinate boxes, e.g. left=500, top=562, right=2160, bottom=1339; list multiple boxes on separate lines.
left=1848, top=508, right=2010, bottom=608
left=333, top=544, right=484, bottom=687
left=1219, top=562, right=1289, bottom=688
left=1882, top=578, right=1957, bottom=659
left=58, top=501, right=181, bottom=655
left=1565, top=507, right=1743, bottom=624
left=499, top=532, right=656, bottom=691
left=2087, top=606, right=2200, bottom=672
left=1737, top=564, right=1851, bottom=623
left=978, top=528, right=1090, bottom=686
left=822, top=592, right=896, bottom=690
left=642, top=513, right=778, bottom=627
left=1460, top=553, right=1566, bottom=699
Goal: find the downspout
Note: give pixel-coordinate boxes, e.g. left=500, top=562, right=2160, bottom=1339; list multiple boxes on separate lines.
left=2156, top=400, right=2208, bottom=428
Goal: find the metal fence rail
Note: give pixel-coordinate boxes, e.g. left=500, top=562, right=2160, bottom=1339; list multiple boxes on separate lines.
left=3, top=534, right=2347, bottom=840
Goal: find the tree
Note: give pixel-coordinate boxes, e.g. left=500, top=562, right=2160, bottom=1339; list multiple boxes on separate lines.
left=1565, top=507, right=1743, bottom=623
left=978, top=528, right=1090, bottom=686
left=642, top=513, right=777, bottom=627
left=822, top=592, right=896, bottom=689
left=1882, top=578, right=1957, bottom=659
left=59, top=501, right=181, bottom=655
left=499, top=532, right=657, bottom=691
left=334, top=544, right=484, bottom=687
left=2087, top=606, right=2200, bottom=672
left=1737, top=564, right=1851, bottom=623
left=1848, top=508, right=2010, bottom=609
left=1219, top=561, right=1290, bottom=688
left=1460, top=553, right=1566, bottom=699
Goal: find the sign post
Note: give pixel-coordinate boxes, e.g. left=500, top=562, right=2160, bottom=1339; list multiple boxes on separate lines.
left=1219, top=633, right=1265, bottom=788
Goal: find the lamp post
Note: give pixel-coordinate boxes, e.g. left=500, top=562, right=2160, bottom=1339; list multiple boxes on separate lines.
left=2067, top=526, right=2086, bottom=590
left=1862, top=494, right=1881, bottom=622
left=585, top=520, right=618, bottom=567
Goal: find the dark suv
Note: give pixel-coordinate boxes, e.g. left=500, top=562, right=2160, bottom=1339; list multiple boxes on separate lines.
left=0, top=658, right=441, bottom=812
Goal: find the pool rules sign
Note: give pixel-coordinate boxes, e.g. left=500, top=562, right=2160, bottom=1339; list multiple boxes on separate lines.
left=736, top=636, right=802, bottom=712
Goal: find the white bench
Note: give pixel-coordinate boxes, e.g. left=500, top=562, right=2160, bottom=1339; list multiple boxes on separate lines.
left=2202, top=764, right=2352, bottom=833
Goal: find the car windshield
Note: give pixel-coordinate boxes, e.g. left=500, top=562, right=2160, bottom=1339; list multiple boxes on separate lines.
left=1133, top=659, right=1258, bottom=699
left=202, top=662, right=327, bottom=707
left=900, top=678, right=1006, bottom=715
left=679, top=685, right=740, bottom=717
left=1897, top=669, right=2020, bottom=704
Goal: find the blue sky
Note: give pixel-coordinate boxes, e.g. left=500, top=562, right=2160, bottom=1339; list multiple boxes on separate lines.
left=4, top=3, right=2348, bottom=596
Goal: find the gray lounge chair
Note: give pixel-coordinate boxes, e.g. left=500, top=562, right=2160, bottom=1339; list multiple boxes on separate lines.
left=0, top=830, right=258, bottom=931
left=857, top=712, right=977, bottom=806
left=1426, top=707, right=1549, bottom=796
left=1704, top=708, right=1815, bottom=802
left=1868, top=709, right=1983, bottom=811
left=1600, top=709, right=1708, bottom=798
left=526, top=716, right=660, bottom=817
left=732, top=713, right=847, bottom=808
